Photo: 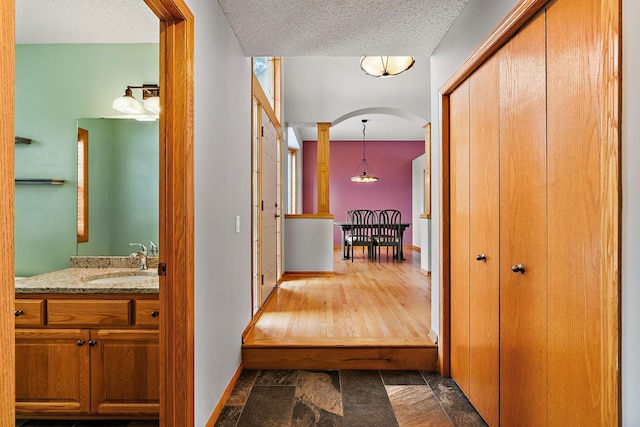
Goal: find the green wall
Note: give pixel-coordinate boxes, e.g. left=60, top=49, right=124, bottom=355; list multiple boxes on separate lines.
left=77, top=119, right=159, bottom=257
left=15, top=44, right=159, bottom=276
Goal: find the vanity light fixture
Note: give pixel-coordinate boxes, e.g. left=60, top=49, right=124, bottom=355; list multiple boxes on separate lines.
left=113, top=85, right=160, bottom=115
left=360, top=56, right=415, bottom=77
left=351, top=119, right=378, bottom=183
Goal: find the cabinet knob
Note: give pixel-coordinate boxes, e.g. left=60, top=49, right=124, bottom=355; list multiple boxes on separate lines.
left=151, top=311, right=159, bottom=318
left=476, top=254, right=487, bottom=262
left=77, top=339, right=85, bottom=347
left=511, top=264, right=526, bottom=274
left=88, top=340, right=97, bottom=347
left=14, top=310, right=24, bottom=317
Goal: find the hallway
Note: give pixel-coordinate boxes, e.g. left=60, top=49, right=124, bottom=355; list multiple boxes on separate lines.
left=242, top=247, right=436, bottom=370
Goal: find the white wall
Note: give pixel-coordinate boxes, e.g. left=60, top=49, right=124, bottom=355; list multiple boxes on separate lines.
left=431, top=0, right=640, bottom=423
left=186, top=0, right=253, bottom=424
left=411, top=154, right=426, bottom=248
left=284, top=218, right=334, bottom=272
left=622, top=0, right=640, bottom=423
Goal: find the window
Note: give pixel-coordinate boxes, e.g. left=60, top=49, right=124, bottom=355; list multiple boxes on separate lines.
left=77, top=128, right=89, bottom=242
left=287, top=149, right=297, bottom=214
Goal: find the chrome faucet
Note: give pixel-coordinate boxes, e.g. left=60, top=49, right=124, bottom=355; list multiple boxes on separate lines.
left=129, top=242, right=148, bottom=270
left=149, top=240, right=159, bottom=256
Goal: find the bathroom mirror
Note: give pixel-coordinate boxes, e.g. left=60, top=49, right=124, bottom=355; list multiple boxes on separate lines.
left=76, top=118, right=159, bottom=257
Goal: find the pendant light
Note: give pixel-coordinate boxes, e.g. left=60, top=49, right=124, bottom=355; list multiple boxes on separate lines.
left=351, top=119, right=378, bottom=183
left=360, top=56, right=415, bottom=77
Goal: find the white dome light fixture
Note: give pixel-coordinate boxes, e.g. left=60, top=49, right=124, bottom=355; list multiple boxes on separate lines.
left=113, top=85, right=160, bottom=116
left=360, top=56, right=415, bottom=78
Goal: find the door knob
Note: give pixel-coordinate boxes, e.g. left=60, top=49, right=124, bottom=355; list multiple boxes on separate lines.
left=476, top=254, right=487, bottom=262
left=511, top=264, right=526, bottom=274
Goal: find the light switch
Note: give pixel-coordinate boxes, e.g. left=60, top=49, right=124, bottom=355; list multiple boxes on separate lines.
left=235, top=216, right=240, bottom=233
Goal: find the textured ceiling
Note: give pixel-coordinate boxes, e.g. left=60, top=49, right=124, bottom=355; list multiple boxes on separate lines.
left=217, top=0, right=469, bottom=57
left=15, top=0, right=158, bottom=44
left=15, top=0, right=470, bottom=142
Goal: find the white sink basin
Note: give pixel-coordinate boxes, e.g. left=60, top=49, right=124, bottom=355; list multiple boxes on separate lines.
left=85, top=272, right=158, bottom=285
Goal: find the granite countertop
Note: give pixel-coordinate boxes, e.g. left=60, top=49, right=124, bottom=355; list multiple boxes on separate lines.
left=15, top=257, right=160, bottom=294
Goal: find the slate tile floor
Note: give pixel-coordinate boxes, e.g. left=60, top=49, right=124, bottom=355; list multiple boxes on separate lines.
left=215, top=370, right=487, bottom=427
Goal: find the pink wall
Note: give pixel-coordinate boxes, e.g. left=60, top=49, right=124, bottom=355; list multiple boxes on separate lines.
left=303, top=140, right=424, bottom=245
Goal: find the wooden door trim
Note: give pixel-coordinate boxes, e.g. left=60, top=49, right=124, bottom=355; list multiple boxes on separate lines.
left=0, top=0, right=16, bottom=423
left=439, top=0, right=621, bottom=423
left=143, top=0, right=195, bottom=425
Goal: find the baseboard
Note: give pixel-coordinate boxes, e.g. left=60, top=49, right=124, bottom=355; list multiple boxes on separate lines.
left=420, top=268, right=432, bottom=277
left=409, top=245, right=421, bottom=252
left=429, top=329, right=438, bottom=345
left=282, top=271, right=334, bottom=280
left=205, top=362, right=244, bottom=427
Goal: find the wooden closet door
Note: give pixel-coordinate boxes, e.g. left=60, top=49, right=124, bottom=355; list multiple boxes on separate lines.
left=499, top=13, right=548, bottom=425
left=449, top=80, right=471, bottom=396
left=546, top=0, right=617, bottom=423
left=469, top=54, right=500, bottom=427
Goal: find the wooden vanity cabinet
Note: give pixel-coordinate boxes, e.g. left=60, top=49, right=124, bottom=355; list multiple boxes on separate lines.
left=14, top=294, right=159, bottom=419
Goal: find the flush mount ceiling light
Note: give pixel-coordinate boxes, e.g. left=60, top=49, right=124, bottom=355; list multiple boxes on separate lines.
left=113, top=85, right=160, bottom=115
left=351, top=119, right=378, bottom=183
left=360, top=56, right=415, bottom=77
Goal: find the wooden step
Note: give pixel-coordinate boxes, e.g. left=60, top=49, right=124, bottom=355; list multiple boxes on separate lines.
left=242, top=337, right=437, bottom=370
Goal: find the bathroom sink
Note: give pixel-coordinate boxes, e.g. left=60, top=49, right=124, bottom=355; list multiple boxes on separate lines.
left=85, top=271, right=158, bottom=285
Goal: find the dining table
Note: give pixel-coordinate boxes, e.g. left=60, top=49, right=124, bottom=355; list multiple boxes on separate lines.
left=334, top=221, right=411, bottom=261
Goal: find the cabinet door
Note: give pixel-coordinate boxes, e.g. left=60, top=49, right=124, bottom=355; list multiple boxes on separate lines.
left=15, top=329, right=90, bottom=415
left=449, top=79, right=471, bottom=396
left=468, top=54, right=500, bottom=427
left=499, top=13, right=548, bottom=425
left=90, top=329, right=159, bottom=415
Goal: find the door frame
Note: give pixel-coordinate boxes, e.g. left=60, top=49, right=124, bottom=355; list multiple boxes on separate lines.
left=438, top=0, right=620, bottom=423
left=0, top=0, right=195, bottom=424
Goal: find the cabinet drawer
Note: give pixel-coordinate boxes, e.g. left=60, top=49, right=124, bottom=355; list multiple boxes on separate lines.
left=48, top=300, right=131, bottom=327
left=135, top=300, right=160, bottom=327
left=14, top=299, right=45, bottom=326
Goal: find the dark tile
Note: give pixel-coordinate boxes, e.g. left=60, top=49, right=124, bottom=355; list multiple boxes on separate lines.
left=227, top=369, right=259, bottom=406
left=380, top=370, right=427, bottom=386
left=255, top=369, right=298, bottom=386
left=15, top=421, right=29, bottom=427
left=292, top=371, right=343, bottom=426
left=421, top=372, right=487, bottom=427
left=215, top=405, right=243, bottom=427
left=340, top=370, right=389, bottom=406
left=125, top=422, right=159, bottom=427
left=237, top=385, right=296, bottom=426
left=343, top=404, right=399, bottom=427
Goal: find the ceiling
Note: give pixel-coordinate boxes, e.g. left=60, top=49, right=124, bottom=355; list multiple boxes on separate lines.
left=15, top=0, right=470, bottom=142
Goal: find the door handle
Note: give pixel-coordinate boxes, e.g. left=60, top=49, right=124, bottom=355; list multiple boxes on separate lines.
left=476, top=254, right=486, bottom=262
left=511, top=264, right=525, bottom=274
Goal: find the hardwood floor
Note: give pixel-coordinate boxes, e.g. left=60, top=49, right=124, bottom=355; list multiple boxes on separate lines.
left=242, top=247, right=437, bottom=370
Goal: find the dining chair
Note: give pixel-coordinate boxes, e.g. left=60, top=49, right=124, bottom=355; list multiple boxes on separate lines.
left=374, top=209, right=402, bottom=262
left=345, top=209, right=375, bottom=261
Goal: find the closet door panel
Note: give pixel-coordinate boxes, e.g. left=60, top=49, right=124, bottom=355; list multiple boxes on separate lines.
left=469, top=55, right=500, bottom=427
left=449, top=80, right=471, bottom=396
left=546, top=0, right=613, bottom=423
left=498, top=13, right=548, bottom=425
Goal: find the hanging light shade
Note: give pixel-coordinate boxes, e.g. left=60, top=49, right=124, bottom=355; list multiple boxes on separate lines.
left=351, top=119, right=378, bottom=183
left=360, top=56, right=415, bottom=77
left=143, top=96, right=161, bottom=114
left=112, top=87, right=146, bottom=114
